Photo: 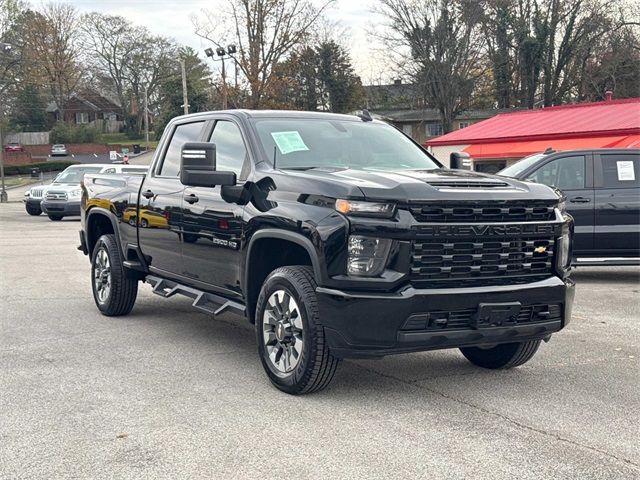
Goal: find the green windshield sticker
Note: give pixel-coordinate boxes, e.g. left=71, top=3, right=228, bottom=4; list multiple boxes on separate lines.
left=271, top=131, right=309, bottom=155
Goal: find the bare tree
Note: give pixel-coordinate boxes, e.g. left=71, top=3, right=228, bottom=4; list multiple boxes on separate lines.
left=21, top=3, right=83, bottom=121
left=375, top=0, right=485, bottom=133
left=80, top=13, right=142, bottom=116
left=193, top=0, right=334, bottom=108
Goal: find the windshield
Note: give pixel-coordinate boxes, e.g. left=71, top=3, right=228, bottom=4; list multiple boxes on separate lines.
left=499, top=154, right=546, bottom=177
left=253, top=118, right=440, bottom=171
left=54, top=166, right=102, bottom=184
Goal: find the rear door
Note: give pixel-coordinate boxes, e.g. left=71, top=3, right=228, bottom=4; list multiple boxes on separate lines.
left=525, top=153, right=594, bottom=253
left=594, top=151, right=640, bottom=255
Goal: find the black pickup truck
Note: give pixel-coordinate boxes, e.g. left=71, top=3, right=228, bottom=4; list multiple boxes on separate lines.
left=79, top=110, right=575, bottom=394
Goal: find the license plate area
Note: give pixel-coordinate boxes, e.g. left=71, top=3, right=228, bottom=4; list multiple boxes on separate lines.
left=471, top=302, right=521, bottom=329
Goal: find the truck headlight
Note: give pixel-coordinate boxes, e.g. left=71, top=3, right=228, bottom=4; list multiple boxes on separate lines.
left=347, top=235, right=392, bottom=276
left=336, top=199, right=395, bottom=218
left=556, top=221, right=573, bottom=274
left=69, top=189, right=81, bottom=198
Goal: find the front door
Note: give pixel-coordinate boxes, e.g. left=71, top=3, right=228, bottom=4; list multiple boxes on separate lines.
left=180, top=119, right=249, bottom=295
left=138, top=120, right=206, bottom=275
left=594, top=151, right=640, bottom=255
left=526, top=153, right=594, bottom=253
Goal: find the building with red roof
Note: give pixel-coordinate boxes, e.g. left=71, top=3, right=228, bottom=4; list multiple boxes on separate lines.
left=425, top=96, right=640, bottom=173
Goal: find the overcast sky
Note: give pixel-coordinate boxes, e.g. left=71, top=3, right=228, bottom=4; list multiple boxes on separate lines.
left=64, top=0, right=390, bottom=85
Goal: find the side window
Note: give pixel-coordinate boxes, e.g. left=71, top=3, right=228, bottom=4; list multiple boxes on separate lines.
left=600, top=153, right=640, bottom=189
left=159, top=121, right=205, bottom=177
left=102, top=168, right=116, bottom=174
left=209, top=120, right=247, bottom=177
left=527, top=156, right=585, bottom=190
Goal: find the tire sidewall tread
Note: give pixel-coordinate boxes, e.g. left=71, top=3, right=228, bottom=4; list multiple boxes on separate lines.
left=91, top=234, right=138, bottom=317
left=255, top=266, right=339, bottom=395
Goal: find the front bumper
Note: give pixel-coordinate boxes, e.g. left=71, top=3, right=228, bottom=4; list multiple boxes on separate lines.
left=24, top=198, right=42, bottom=207
left=41, top=200, right=81, bottom=216
left=316, top=276, right=575, bottom=358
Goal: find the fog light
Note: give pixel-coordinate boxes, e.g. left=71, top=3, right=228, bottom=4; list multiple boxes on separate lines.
left=347, top=235, right=392, bottom=276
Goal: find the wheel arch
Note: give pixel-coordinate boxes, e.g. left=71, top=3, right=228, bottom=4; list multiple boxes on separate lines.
left=86, top=208, right=121, bottom=257
left=244, top=229, right=323, bottom=323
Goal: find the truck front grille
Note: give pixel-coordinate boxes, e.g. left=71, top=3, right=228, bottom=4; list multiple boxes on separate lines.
left=30, top=188, right=45, bottom=198
left=408, top=200, right=556, bottom=223
left=45, top=191, right=68, bottom=201
left=411, top=235, right=555, bottom=287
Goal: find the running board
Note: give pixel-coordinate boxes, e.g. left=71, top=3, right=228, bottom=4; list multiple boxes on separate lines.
left=145, top=275, right=246, bottom=317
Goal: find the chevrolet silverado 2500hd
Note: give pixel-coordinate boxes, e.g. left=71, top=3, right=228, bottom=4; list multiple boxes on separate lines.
left=79, top=110, right=575, bottom=394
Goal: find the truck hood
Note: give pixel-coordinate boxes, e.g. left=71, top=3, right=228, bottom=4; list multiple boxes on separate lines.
left=284, top=168, right=560, bottom=202
left=41, top=182, right=81, bottom=192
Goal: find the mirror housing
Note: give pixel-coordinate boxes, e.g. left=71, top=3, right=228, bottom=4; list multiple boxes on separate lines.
left=180, top=142, right=236, bottom=187
left=450, top=151, right=472, bottom=170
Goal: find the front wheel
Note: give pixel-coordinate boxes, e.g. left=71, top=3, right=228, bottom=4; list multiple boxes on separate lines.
left=255, top=266, right=340, bottom=395
left=91, top=234, right=138, bottom=316
left=460, top=340, right=542, bottom=369
left=26, top=204, right=42, bottom=216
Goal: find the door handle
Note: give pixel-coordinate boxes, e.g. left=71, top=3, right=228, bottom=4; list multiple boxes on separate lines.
left=184, top=194, right=199, bottom=204
left=569, top=196, right=591, bottom=203
left=142, top=190, right=154, bottom=199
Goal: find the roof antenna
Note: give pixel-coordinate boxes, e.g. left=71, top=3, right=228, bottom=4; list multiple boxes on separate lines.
left=357, top=109, right=373, bottom=122
left=272, top=145, right=277, bottom=169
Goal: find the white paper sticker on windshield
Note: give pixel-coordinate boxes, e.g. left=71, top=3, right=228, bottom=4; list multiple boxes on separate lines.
left=271, top=131, right=309, bottom=155
left=617, top=161, right=635, bottom=181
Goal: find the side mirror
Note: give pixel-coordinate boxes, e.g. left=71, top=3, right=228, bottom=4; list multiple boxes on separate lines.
left=450, top=151, right=472, bottom=170
left=180, top=142, right=236, bottom=187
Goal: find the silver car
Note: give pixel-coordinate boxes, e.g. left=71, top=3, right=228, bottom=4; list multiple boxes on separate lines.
left=50, top=144, right=68, bottom=156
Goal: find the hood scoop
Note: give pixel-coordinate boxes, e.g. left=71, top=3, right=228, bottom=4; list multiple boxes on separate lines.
left=426, top=179, right=510, bottom=189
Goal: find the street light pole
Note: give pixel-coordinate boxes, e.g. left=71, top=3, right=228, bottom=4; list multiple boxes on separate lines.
left=143, top=86, right=149, bottom=151
left=221, top=56, right=227, bottom=110
left=181, top=59, right=189, bottom=115
left=205, top=44, right=236, bottom=110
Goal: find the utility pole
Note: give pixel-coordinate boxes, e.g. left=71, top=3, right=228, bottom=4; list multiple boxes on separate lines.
left=143, top=86, right=149, bottom=151
left=181, top=59, right=189, bottom=115
left=0, top=122, right=7, bottom=203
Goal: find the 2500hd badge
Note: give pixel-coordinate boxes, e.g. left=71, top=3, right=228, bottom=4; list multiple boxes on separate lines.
left=79, top=110, right=575, bottom=395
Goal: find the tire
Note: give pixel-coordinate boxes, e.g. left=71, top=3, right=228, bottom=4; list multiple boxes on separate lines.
left=460, top=340, right=542, bottom=369
left=91, top=234, right=138, bottom=316
left=48, top=214, right=63, bottom=221
left=255, top=266, right=340, bottom=395
left=140, top=218, right=148, bottom=228
left=26, top=205, right=42, bottom=216
left=182, top=233, right=198, bottom=243
left=128, top=216, right=136, bottom=226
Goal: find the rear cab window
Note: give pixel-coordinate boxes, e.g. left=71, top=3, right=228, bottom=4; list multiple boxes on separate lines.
left=599, top=153, right=640, bottom=189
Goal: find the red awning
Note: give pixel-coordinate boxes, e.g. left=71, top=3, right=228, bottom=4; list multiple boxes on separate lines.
left=464, top=135, right=639, bottom=159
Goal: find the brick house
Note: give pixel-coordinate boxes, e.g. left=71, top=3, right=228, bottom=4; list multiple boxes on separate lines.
left=47, top=91, right=124, bottom=133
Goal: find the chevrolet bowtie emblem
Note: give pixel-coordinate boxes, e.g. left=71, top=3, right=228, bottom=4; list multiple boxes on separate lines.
left=534, top=246, right=547, bottom=254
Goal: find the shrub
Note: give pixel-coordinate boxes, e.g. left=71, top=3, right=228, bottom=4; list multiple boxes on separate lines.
left=50, top=124, right=99, bottom=144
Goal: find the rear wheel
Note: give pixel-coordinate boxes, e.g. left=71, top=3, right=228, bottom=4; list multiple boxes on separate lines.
left=460, top=340, right=542, bottom=369
left=25, top=204, right=42, bottom=216
left=91, top=234, right=138, bottom=316
left=256, top=266, right=340, bottom=395
left=48, top=214, right=63, bottom=221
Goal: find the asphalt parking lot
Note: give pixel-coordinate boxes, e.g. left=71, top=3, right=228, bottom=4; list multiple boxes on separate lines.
left=1, top=194, right=639, bottom=479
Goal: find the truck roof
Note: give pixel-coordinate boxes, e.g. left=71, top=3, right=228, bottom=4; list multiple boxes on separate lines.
left=170, top=109, right=372, bottom=123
